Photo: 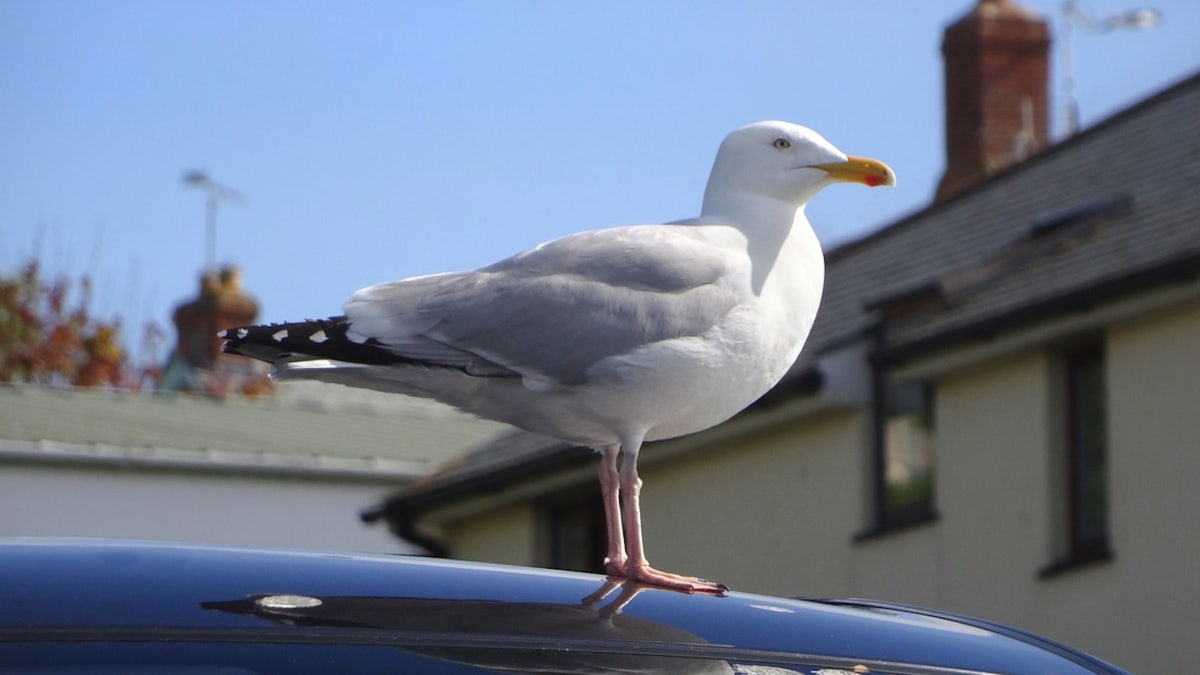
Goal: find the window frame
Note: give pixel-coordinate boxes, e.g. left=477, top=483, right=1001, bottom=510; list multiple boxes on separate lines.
left=539, top=488, right=607, bottom=574
left=857, top=367, right=939, bottom=542
left=1039, top=338, right=1113, bottom=578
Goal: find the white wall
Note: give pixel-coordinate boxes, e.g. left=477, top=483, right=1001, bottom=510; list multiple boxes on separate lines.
left=0, top=465, right=412, bottom=554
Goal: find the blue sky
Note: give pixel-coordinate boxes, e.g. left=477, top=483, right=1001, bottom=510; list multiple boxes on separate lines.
left=2, top=1, right=1197, bottom=364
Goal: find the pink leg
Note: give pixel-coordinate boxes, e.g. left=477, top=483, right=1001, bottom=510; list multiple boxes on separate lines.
left=598, top=444, right=628, bottom=577
left=616, top=442, right=726, bottom=594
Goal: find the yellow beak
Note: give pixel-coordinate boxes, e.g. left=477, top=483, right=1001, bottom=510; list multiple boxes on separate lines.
left=814, top=155, right=896, bottom=187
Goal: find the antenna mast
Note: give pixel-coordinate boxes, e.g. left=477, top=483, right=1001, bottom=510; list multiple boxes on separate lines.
left=183, top=170, right=245, bottom=271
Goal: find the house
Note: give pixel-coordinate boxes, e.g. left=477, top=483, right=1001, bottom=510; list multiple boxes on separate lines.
left=0, top=381, right=509, bottom=554
left=365, top=2, right=1200, bottom=670
left=1, top=268, right=510, bottom=554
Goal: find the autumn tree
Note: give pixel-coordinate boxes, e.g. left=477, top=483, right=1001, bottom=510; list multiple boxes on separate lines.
left=0, top=259, right=130, bottom=388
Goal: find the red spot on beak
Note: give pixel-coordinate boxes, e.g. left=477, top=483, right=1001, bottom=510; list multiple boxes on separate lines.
left=864, top=174, right=883, bottom=187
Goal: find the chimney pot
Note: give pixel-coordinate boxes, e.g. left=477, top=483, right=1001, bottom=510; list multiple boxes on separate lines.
left=936, top=0, right=1051, bottom=202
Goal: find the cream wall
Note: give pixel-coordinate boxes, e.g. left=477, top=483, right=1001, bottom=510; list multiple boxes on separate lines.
left=914, top=350, right=1052, bottom=622
left=602, top=349, right=1060, bottom=609
left=637, top=410, right=867, bottom=595
left=1085, top=298, right=1200, bottom=670
left=432, top=297, right=1200, bottom=671
left=444, top=503, right=539, bottom=567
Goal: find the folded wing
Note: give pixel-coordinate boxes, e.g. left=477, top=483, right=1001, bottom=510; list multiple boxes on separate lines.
left=343, top=224, right=743, bottom=387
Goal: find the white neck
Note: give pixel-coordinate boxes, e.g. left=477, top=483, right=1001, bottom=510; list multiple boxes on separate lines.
left=705, top=186, right=813, bottom=283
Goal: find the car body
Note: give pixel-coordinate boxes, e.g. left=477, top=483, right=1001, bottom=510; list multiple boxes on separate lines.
left=0, top=538, right=1129, bottom=674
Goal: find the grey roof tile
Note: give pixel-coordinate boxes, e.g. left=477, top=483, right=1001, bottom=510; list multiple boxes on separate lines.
left=0, top=381, right=511, bottom=478
left=801, top=71, right=1200, bottom=370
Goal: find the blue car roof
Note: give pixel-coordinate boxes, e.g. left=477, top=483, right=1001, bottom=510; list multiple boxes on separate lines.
left=0, top=538, right=1128, bottom=675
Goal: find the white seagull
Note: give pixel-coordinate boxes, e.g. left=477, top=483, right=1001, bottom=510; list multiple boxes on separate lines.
left=220, top=121, right=894, bottom=593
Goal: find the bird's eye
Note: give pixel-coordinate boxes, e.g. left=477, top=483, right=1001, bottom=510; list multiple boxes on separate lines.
left=772, top=138, right=791, bottom=150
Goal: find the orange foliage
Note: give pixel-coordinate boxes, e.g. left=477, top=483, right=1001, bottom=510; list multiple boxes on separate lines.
left=0, top=260, right=130, bottom=388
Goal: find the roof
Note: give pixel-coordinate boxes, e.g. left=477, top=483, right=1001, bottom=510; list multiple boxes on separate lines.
left=0, top=538, right=1130, bottom=674
left=806, top=69, right=1200, bottom=370
left=0, top=381, right=510, bottom=481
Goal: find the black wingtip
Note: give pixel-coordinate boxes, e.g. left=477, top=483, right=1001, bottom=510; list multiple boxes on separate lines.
left=217, top=316, right=402, bottom=366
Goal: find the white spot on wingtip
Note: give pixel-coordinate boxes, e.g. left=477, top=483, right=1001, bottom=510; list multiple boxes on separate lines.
left=237, top=328, right=249, bottom=339
left=310, top=330, right=329, bottom=344
left=272, top=329, right=288, bottom=342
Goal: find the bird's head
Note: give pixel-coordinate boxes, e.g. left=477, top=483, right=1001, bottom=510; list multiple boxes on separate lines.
left=703, top=121, right=895, bottom=215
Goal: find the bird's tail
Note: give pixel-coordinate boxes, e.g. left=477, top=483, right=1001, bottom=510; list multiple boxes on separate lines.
left=219, top=317, right=495, bottom=402
left=219, top=316, right=401, bottom=366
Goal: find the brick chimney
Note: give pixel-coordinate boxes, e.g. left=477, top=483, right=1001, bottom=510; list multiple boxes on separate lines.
left=936, top=0, right=1051, bottom=202
left=160, top=265, right=267, bottom=395
left=171, top=265, right=258, bottom=369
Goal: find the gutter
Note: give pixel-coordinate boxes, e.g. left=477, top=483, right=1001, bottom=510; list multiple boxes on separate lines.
left=0, top=439, right=428, bottom=483
left=876, top=251, right=1200, bottom=367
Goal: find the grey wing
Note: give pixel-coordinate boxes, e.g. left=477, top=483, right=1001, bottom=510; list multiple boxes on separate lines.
left=343, top=225, right=743, bottom=386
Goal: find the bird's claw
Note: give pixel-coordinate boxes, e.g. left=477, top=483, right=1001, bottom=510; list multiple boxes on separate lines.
left=626, top=563, right=727, bottom=595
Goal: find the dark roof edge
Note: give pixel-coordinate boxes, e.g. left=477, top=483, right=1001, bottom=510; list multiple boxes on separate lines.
left=877, top=251, right=1200, bottom=365
left=364, top=442, right=587, bottom=520
left=827, top=68, right=1200, bottom=265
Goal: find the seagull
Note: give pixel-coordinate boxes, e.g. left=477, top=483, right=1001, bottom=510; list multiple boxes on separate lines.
left=220, top=121, right=894, bottom=593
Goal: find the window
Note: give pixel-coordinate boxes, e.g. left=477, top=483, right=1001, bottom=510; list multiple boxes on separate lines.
left=883, top=381, right=937, bottom=520
left=540, top=491, right=606, bottom=574
left=862, top=374, right=938, bottom=538
left=1065, top=344, right=1109, bottom=555
left=1041, top=340, right=1112, bottom=577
